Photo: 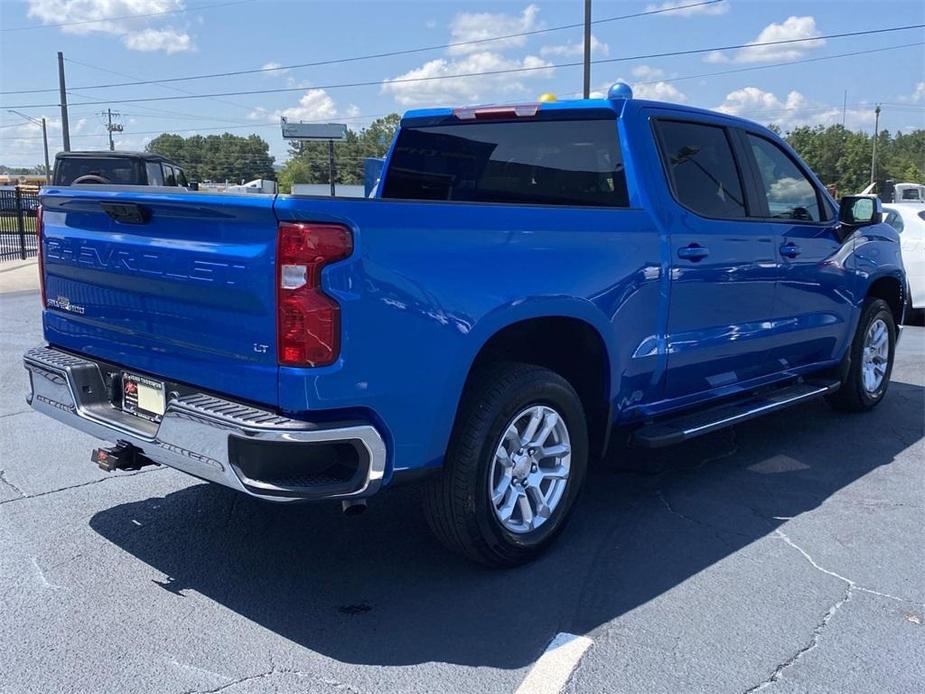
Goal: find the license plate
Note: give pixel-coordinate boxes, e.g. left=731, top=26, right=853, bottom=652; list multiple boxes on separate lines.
left=122, top=373, right=166, bottom=421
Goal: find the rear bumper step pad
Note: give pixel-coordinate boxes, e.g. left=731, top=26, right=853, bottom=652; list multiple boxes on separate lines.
left=23, top=345, right=387, bottom=502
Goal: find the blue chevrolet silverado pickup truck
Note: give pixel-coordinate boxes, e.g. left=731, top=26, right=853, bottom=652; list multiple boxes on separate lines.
left=24, top=83, right=906, bottom=566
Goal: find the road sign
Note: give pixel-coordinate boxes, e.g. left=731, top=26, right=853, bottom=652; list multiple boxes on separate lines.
left=280, top=119, right=347, bottom=141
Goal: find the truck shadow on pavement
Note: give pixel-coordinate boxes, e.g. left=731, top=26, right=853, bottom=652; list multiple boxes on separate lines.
left=89, top=380, right=923, bottom=669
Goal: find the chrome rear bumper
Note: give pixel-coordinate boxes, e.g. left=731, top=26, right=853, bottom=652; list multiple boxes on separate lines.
left=23, top=346, right=386, bottom=502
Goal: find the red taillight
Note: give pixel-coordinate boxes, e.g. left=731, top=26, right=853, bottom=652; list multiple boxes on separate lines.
left=36, top=205, right=46, bottom=307
left=276, top=222, right=353, bottom=367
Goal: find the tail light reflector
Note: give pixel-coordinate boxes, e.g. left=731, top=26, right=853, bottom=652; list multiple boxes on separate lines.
left=276, top=222, right=353, bottom=367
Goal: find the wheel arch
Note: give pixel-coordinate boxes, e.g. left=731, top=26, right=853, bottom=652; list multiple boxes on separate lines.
left=866, top=272, right=906, bottom=326
left=454, top=310, right=613, bottom=459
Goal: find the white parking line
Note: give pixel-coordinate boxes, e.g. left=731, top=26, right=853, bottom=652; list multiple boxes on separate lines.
left=515, top=632, right=594, bottom=694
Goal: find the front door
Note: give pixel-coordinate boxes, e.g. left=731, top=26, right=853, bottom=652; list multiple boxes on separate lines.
left=740, top=132, right=855, bottom=371
left=654, top=119, right=778, bottom=400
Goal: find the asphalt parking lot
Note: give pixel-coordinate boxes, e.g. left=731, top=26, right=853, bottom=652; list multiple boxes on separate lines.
left=1, top=289, right=923, bottom=694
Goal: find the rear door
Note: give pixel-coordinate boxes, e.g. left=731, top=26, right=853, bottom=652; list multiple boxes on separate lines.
left=652, top=117, right=778, bottom=400
left=737, top=131, right=853, bottom=370
left=40, top=188, right=280, bottom=405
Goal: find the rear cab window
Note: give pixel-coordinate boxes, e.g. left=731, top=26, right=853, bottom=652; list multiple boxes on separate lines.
left=382, top=118, right=629, bottom=207
left=54, top=157, right=143, bottom=185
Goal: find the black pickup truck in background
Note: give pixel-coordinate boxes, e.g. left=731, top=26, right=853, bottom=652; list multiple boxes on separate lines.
left=52, top=151, right=193, bottom=188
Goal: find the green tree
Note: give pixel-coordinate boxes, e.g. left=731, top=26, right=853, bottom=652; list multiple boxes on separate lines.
left=146, top=132, right=275, bottom=183
left=779, top=125, right=924, bottom=195
left=276, top=114, right=401, bottom=192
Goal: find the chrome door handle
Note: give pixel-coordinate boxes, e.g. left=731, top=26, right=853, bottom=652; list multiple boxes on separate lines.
left=677, top=244, right=709, bottom=261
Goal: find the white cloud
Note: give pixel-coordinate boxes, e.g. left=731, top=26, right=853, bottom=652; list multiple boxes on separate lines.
left=645, top=0, right=730, bottom=17
left=714, top=86, right=875, bottom=130
left=261, top=62, right=289, bottom=76
left=123, top=27, right=192, bottom=53
left=382, top=51, right=554, bottom=107
left=0, top=116, right=92, bottom=167
left=26, top=0, right=194, bottom=53
left=277, top=89, right=338, bottom=122
left=900, top=81, right=925, bottom=103
left=249, top=88, right=350, bottom=124
left=633, top=81, right=688, bottom=103
left=631, top=65, right=666, bottom=80
left=705, top=16, right=824, bottom=64
left=540, top=35, right=608, bottom=58
left=447, top=4, right=542, bottom=55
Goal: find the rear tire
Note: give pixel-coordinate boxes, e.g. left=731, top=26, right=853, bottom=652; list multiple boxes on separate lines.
left=423, top=362, right=588, bottom=567
left=826, top=298, right=896, bottom=412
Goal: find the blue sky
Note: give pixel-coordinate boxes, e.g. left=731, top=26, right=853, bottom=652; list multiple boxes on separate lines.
left=1, top=0, right=923, bottom=167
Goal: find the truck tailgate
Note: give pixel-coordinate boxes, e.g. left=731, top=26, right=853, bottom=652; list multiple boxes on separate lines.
left=40, top=188, right=279, bottom=406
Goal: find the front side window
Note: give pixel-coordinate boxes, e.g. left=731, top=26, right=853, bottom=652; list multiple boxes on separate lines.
left=382, top=119, right=629, bottom=207
left=747, top=134, right=822, bottom=222
left=176, top=168, right=189, bottom=187
left=656, top=120, right=747, bottom=219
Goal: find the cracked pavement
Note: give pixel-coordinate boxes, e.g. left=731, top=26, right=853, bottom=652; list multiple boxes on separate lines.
left=1, top=291, right=923, bottom=694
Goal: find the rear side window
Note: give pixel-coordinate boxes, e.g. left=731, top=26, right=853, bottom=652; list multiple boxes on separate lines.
left=162, top=165, right=177, bottom=186
left=54, top=157, right=142, bottom=185
left=747, top=134, right=823, bottom=222
left=656, top=120, right=747, bottom=219
left=145, top=162, right=164, bottom=186
left=382, top=119, right=629, bottom=207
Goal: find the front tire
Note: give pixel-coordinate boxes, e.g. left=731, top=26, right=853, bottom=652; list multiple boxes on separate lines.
left=423, top=362, right=588, bottom=567
left=826, top=298, right=896, bottom=411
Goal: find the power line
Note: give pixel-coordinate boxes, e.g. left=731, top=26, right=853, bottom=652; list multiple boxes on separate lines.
left=0, top=0, right=727, bottom=96
left=0, top=112, right=395, bottom=141
left=6, top=23, right=923, bottom=109
left=0, top=0, right=254, bottom=32
left=67, top=0, right=727, bottom=92
left=644, top=40, right=925, bottom=88
left=64, top=56, right=257, bottom=114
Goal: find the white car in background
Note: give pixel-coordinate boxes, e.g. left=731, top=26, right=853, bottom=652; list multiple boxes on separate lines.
left=883, top=203, right=925, bottom=314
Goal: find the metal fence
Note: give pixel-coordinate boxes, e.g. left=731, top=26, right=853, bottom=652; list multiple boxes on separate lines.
left=0, top=189, right=40, bottom=261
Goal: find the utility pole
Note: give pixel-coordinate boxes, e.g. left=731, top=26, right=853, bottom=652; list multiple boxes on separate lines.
left=7, top=110, right=51, bottom=183
left=841, top=90, right=847, bottom=128
left=582, top=0, right=592, bottom=98
left=104, top=108, right=123, bottom=151
left=328, top=140, right=336, bottom=197
left=57, top=51, right=70, bottom=152
left=870, top=104, right=881, bottom=186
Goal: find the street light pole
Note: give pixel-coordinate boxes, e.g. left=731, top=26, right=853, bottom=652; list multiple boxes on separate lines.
left=7, top=110, right=51, bottom=184
left=870, top=104, right=881, bottom=186
left=57, top=51, right=70, bottom=152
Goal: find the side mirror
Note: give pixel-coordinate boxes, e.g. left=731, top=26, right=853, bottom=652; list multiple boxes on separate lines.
left=839, top=195, right=882, bottom=227
left=188, top=181, right=199, bottom=191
